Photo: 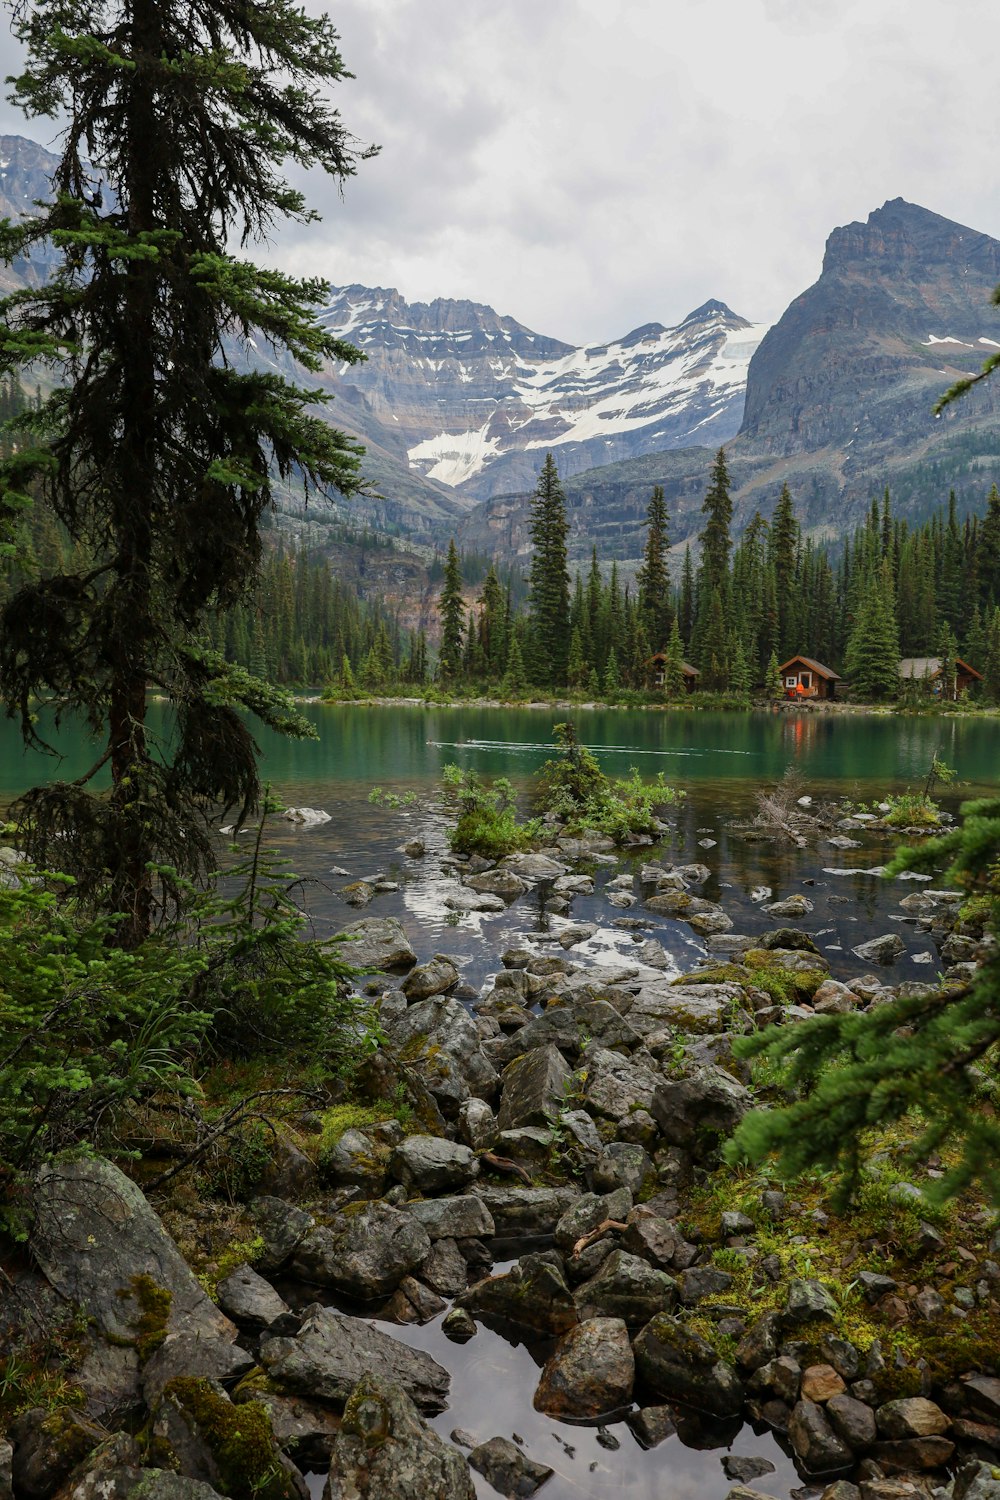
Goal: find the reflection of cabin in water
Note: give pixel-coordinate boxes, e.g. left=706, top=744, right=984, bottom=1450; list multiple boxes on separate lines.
left=777, top=656, right=841, bottom=700
left=648, top=653, right=700, bottom=692
left=898, top=656, right=982, bottom=699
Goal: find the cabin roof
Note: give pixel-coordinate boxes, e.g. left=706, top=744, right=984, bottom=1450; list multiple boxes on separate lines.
left=648, top=653, right=700, bottom=675
left=898, top=656, right=982, bottom=680
left=777, top=655, right=841, bottom=680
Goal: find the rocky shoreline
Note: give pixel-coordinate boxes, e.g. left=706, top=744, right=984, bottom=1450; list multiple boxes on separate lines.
left=2, top=812, right=999, bottom=1500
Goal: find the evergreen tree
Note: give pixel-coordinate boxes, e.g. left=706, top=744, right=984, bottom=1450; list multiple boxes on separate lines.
left=765, top=649, right=783, bottom=699
left=567, top=627, right=588, bottom=690
left=662, top=616, right=686, bottom=699
left=437, top=539, right=465, bottom=680
left=500, top=634, right=528, bottom=699
left=636, top=485, right=672, bottom=648
left=679, top=545, right=695, bottom=648
left=692, top=448, right=733, bottom=669
left=0, top=0, right=370, bottom=942
left=602, top=647, right=621, bottom=698
left=768, top=484, right=800, bottom=657
left=527, top=454, right=572, bottom=686
left=477, top=564, right=506, bottom=677
left=844, top=559, right=900, bottom=700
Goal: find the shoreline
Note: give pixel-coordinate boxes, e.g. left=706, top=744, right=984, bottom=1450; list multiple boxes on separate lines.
left=301, top=692, right=1000, bottom=720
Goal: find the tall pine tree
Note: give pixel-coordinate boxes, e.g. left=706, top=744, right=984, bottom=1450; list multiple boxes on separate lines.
left=526, top=454, right=571, bottom=687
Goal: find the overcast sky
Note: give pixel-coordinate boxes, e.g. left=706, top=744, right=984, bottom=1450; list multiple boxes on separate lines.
left=3, top=0, right=999, bottom=345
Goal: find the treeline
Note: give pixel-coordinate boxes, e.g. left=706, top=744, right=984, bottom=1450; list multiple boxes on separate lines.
left=434, top=450, right=1000, bottom=702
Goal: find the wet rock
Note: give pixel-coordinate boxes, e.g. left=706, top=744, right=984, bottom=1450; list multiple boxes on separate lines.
left=784, top=1278, right=839, bottom=1324
left=559, top=922, right=598, bottom=948
left=963, top=1377, right=1000, bottom=1422
left=402, top=958, right=460, bottom=1001
left=444, top=889, right=506, bottom=914
left=384, top=1276, right=448, bottom=1326
left=633, top=1314, right=744, bottom=1417
left=333, top=916, right=416, bottom=971
left=723, top=1455, right=777, bottom=1482
left=402, top=1194, right=494, bottom=1241
left=472, top=1186, right=578, bottom=1236
left=852, top=934, right=906, bottom=965
left=324, top=1375, right=474, bottom=1500
left=764, top=895, right=815, bottom=917
left=787, top=1399, right=854, bottom=1473
left=458, top=1254, right=577, bottom=1335
left=466, top=871, right=530, bottom=901
left=9, top=1409, right=108, bottom=1499
left=262, top=1306, right=450, bottom=1413
left=290, top=1204, right=431, bottom=1298
left=827, top=1394, right=878, bottom=1451
left=876, top=1399, right=950, bottom=1439
left=283, top=806, right=331, bottom=825
left=627, top=1405, right=677, bottom=1448
left=497, top=1045, right=571, bottom=1131
left=499, top=853, right=568, bottom=882
left=252, top=1197, right=314, bottom=1274
left=651, top=1067, right=752, bottom=1155
left=341, top=881, right=376, bottom=907
left=391, top=1136, right=479, bottom=1193
left=468, top=1437, right=553, bottom=1499
left=533, top=1318, right=634, bottom=1420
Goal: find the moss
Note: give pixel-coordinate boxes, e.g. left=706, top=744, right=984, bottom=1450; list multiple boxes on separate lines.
left=121, top=1274, right=172, bottom=1362
left=742, top=950, right=827, bottom=1003
left=232, top=1367, right=281, bottom=1401
left=164, top=1376, right=292, bottom=1500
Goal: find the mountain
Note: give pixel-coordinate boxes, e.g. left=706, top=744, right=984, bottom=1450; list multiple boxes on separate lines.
left=312, top=287, right=766, bottom=501
left=460, top=199, right=1000, bottom=565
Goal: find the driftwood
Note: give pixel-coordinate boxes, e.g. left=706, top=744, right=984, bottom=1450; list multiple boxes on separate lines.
left=572, top=1218, right=628, bottom=1257
left=479, top=1152, right=533, bottom=1186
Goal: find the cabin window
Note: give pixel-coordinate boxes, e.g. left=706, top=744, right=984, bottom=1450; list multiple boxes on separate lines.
left=785, top=676, right=797, bottom=688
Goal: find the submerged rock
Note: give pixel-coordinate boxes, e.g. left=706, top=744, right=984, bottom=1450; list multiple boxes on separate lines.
left=458, top=1254, right=577, bottom=1336
left=468, top=1436, right=553, bottom=1499
left=332, top=916, right=416, bottom=971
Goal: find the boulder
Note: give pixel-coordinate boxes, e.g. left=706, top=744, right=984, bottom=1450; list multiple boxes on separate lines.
left=384, top=997, right=497, bottom=1113
left=787, top=1399, right=854, bottom=1473
left=458, top=1254, right=577, bottom=1336
left=533, top=1318, right=634, bottom=1420
left=763, top=895, right=815, bottom=917
left=9, top=1409, right=109, bottom=1500
left=252, top=1197, right=314, bottom=1273
left=583, top=1048, right=659, bottom=1121
left=457, top=1098, right=499, bottom=1151
left=400, top=1195, right=494, bottom=1241
left=290, top=1204, right=431, bottom=1298
left=465, top=871, right=530, bottom=901
left=332, top=917, right=416, bottom=971
left=322, top=1376, right=474, bottom=1500
left=963, top=1376, right=1000, bottom=1422
left=444, top=889, right=507, bottom=914
left=633, top=1314, right=744, bottom=1417
left=30, top=1155, right=235, bottom=1402
left=677, top=1265, right=734, bottom=1305
left=390, top=1136, right=479, bottom=1193
left=321, top=1128, right=390, bottom=1195
left=622, top=1210, right=691, bottom=1273
left=467, top=1437, right=553, bottom=1499
left=383, top=1277, right=448, bottom=1326
left=497, top=1045, right=571, bottom=1131
left=282, top=807, right=331, bottom=825
left=499, top=853, right=568, bottom=882
left=554, top=1189, right=633, bottom=1252
left=419, top=1239, right=469, bottom=1298
left=651, top=1067, right=752, bottom=1154
left=573, top=1249, right=677, bottom=1326
left=261, top=1306, right=451, bottom=1414
left=871, top=1437, right=955, bottom=1471
left=784, top=1278, right=839, bottom=1323
left=827, top=1394, right=877, bottom=1451
left=852, top=934, right=905, bottom=965
left=142, top=1334, right=256, bottom=1407
left=150, top=1380, right=304, bottom=1500
left=875, top=1398, right=950, bottom=1439
left=592, top=1143, right=656, bottom=1198
left=473, top=1186, right=579, bottom=1236
left=402, top=958, right=460, bottom=1000
left=340, top=881, right=376, bottom=907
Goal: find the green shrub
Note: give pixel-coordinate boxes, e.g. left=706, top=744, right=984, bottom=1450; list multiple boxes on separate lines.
left=535, top=722, right=682, bottom=842
left=441, top=764, right=541, bottom=858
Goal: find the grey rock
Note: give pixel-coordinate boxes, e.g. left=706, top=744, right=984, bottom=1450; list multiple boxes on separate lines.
left=554, top=1188, right=633, bottom=1252
left=677, top=1265, right=735, bottom=1304
left=341, top=881, right=376, bottom=907
left=827, top=1393, right=878, bottom=1450
left=583, top=1047, right=660, bottom=1121
left=473, top=1186, right=577, bottom=1235
left=721, top=1210, right=757, bottom=1236
left=468, top=1436, right=553, bottom=1499
left=852, top=934, right=906, bottom=965
left=0, top=1441, right=10, bottom=1500
left=723, top=1455, right=777, bottom=1482
left=858, top=1271, right=898, bottom=1303
left=533, top=1318, right=634, bottom=1420
left=913, top=1288, right=946, bottom=1321
left=262, top=1305, right=451, bottom=1413
left=622, top=1209, right=692, bottom=1273
left=634, top=1313, right=743, bottom=1417
left=499, top=852, right=568, bottom=881
left=442, top=1307, right=478, bottom=1341
left=558, top=1108, right=604, bottom=1157
left=402, top=1194, right=495, bottom=1241
left=651, top=1067, right=752, bottom=1155
left=215, top=1264, right=290, bottom=1331
left=142, top=1333, right=255, bottom=1406
left=787, top=1399, right=854, bottom=1473
left=784, top=1278, right=839, bottom=1323
left=466, top=870, right=530, bottom=900
left=252, top=1197, right=315, bottom=1274
left=736, top=1311, right=782, bottom=1371
left=290, top=1204, right=431, bottom=1297
left=444, top=888, right=506, bottom=913
left=459, top=1254, right=577, bottom=1336
left=402, top=958, right=460, bottom=1000
left=9, top=1409, right=108, bottom=1500
left=150, top=1385, right=304, bottom=1500
left=871, top=1435, right=955, bottom=1471
left=391, top=1135, right=479, bottom=1193
left=627, top=1406, right=677, bottom=1448
left=764, top=894, right=815, bottom=917
left=384, top=1276, right=448, bottom=1326
left=384, top=996, right=498, bottom=1113
left=953, top=1461, right=1000, bottom=1500
left=574, top=1249, right=677, bottom=1326
left=592, top=1143, right=656, bottom=1197
left=30, top=1155, right=235, bottom=1376
left=60, top=1471, right=228, bottom=1499
left=324, top=1376, right=474, bottom=1500
left=876, top=1398, right=950, bottom=1438
left=322, top=1128, right=390, bottom=1195
left=963, top=1376, right=1000, bottom=1422
left=457, top=1097, right=499, bottom=1151
left=497, top=1045, right=571, bottom=1131
left=332, top=916, right=416, bottom=971
left=419, top=1239, right=469, bottom=1298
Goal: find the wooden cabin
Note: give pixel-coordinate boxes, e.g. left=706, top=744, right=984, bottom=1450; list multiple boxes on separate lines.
left=898, top=657, right=982, bottom=699
left=648, top=652, right=700, bottom=692
left=777, top=656, right=841, bottom=701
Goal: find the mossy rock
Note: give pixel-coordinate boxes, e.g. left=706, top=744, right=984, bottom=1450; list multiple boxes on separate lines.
left=161, top=1377, right=298, bottom=1500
